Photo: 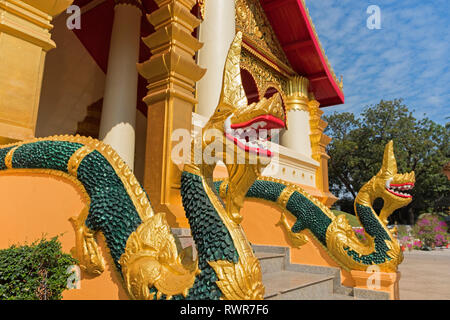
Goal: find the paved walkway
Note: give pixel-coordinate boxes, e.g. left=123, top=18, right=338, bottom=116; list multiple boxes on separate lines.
left=399, top=249, right=450, bottom=300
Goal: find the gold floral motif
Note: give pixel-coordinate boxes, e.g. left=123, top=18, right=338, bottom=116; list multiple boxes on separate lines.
left=209, top=256, right=264, bottom=300
left=242, top=42, right=293, bottom=78
left=119, top=213, right=199, bottom=300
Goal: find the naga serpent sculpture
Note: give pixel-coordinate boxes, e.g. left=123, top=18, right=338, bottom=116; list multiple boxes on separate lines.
left=0, top=32, right=414, bottom=300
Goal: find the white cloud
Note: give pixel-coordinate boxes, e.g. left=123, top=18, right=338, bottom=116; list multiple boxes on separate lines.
left=303, top=0, right=450, bottom=123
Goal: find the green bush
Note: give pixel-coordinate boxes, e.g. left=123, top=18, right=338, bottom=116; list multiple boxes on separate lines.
left=0, top=236, right=77, bottom=300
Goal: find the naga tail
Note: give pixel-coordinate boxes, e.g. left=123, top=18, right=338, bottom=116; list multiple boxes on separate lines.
left=215, top=176, right=401, bottom=273
left=0, top=136, right=153, bottom=273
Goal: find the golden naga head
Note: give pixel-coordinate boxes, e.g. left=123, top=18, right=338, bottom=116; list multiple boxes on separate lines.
left=200, top=32, right=286, bottom=223
left=358, top=141, right=415, bottom=224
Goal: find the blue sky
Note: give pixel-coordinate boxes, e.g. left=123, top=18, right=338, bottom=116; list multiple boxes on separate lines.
left=303, top=0, right=450, bottom=124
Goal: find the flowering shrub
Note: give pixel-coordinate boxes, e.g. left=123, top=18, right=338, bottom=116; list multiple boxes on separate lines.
left=412, top=239, right=423, bottom=250
left=413, top=214, right=449, bottom=249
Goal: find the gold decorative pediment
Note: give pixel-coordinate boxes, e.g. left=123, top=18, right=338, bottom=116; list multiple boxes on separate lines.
left=240, top=48, right=289, bottom=102
left=235, top=0, right=292, bottom=71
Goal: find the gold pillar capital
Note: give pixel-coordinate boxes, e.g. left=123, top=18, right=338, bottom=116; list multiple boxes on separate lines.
left=285, top=76, right=310, bottom=112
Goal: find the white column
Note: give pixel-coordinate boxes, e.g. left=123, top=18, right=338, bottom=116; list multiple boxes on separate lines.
left=196, top=0, right=236, bottom=119
left=281, top=109, right=312, bottom=158
left=99, top=2, right=142, bottom=170
left=280, top=76, right=312, bottom=158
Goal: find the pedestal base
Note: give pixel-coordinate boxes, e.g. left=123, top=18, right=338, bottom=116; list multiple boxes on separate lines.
left=351, top=269, right=401, bottom=300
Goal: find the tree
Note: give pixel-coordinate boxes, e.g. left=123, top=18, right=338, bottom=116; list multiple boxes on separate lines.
left=324, top=99, right=450, bottom=224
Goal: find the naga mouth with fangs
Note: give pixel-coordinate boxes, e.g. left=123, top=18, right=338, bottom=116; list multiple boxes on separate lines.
left=224, top=115, right=285, bottom=157
left=385, top=179, right=414, bottom=198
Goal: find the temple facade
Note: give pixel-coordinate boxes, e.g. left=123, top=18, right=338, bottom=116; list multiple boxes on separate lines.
left=0, top=0, right=400, bottom=300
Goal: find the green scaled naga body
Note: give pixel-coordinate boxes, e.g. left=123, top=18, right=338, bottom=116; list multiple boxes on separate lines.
left=215, top=140, right=415, bottom=272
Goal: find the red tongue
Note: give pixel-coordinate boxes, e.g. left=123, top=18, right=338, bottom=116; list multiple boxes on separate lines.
left=390, top=183, right=414, bottom=187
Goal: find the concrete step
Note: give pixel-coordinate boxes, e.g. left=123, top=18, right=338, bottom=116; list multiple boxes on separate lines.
left=263, top=271, right=335, bottom=300
left=253, top=245, right=357, bottom=300
left=255, top=252, right=286, bottom=274
left=323, top=293, right=356, bottom=300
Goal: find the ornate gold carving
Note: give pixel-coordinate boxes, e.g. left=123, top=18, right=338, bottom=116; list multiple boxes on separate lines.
left=242, top=42, right=292, bottom=78
left=235, top=0, right=291, bottom=69
left=357, top=141, right=415, bottom=225
left=209, top=256, right=264, bottom=300
left=119, top=213, right=199, bottom=300
left=217, top=176, right=349, bottom=270
left=325, top=141, right=414, bottom=272
left=67, top=145, right=93, bottom=177
left=326, top=215, right=401, bottom=273
left=219, top=32, right=248, bottom=111
left=327, top=215, right=375, bottom=256
left=285, top=76, right=310, bottom=114
left=287, top=76, right=310, bottom=98
left=231, top=92, right=285, bottom=128
left=240, top=48, right=288, bottom=102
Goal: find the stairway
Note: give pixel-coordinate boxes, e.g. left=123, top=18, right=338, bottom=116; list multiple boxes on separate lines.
left=254, top=245, right=358, bottom=300
left=172, top=229, right=391, bottom=300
